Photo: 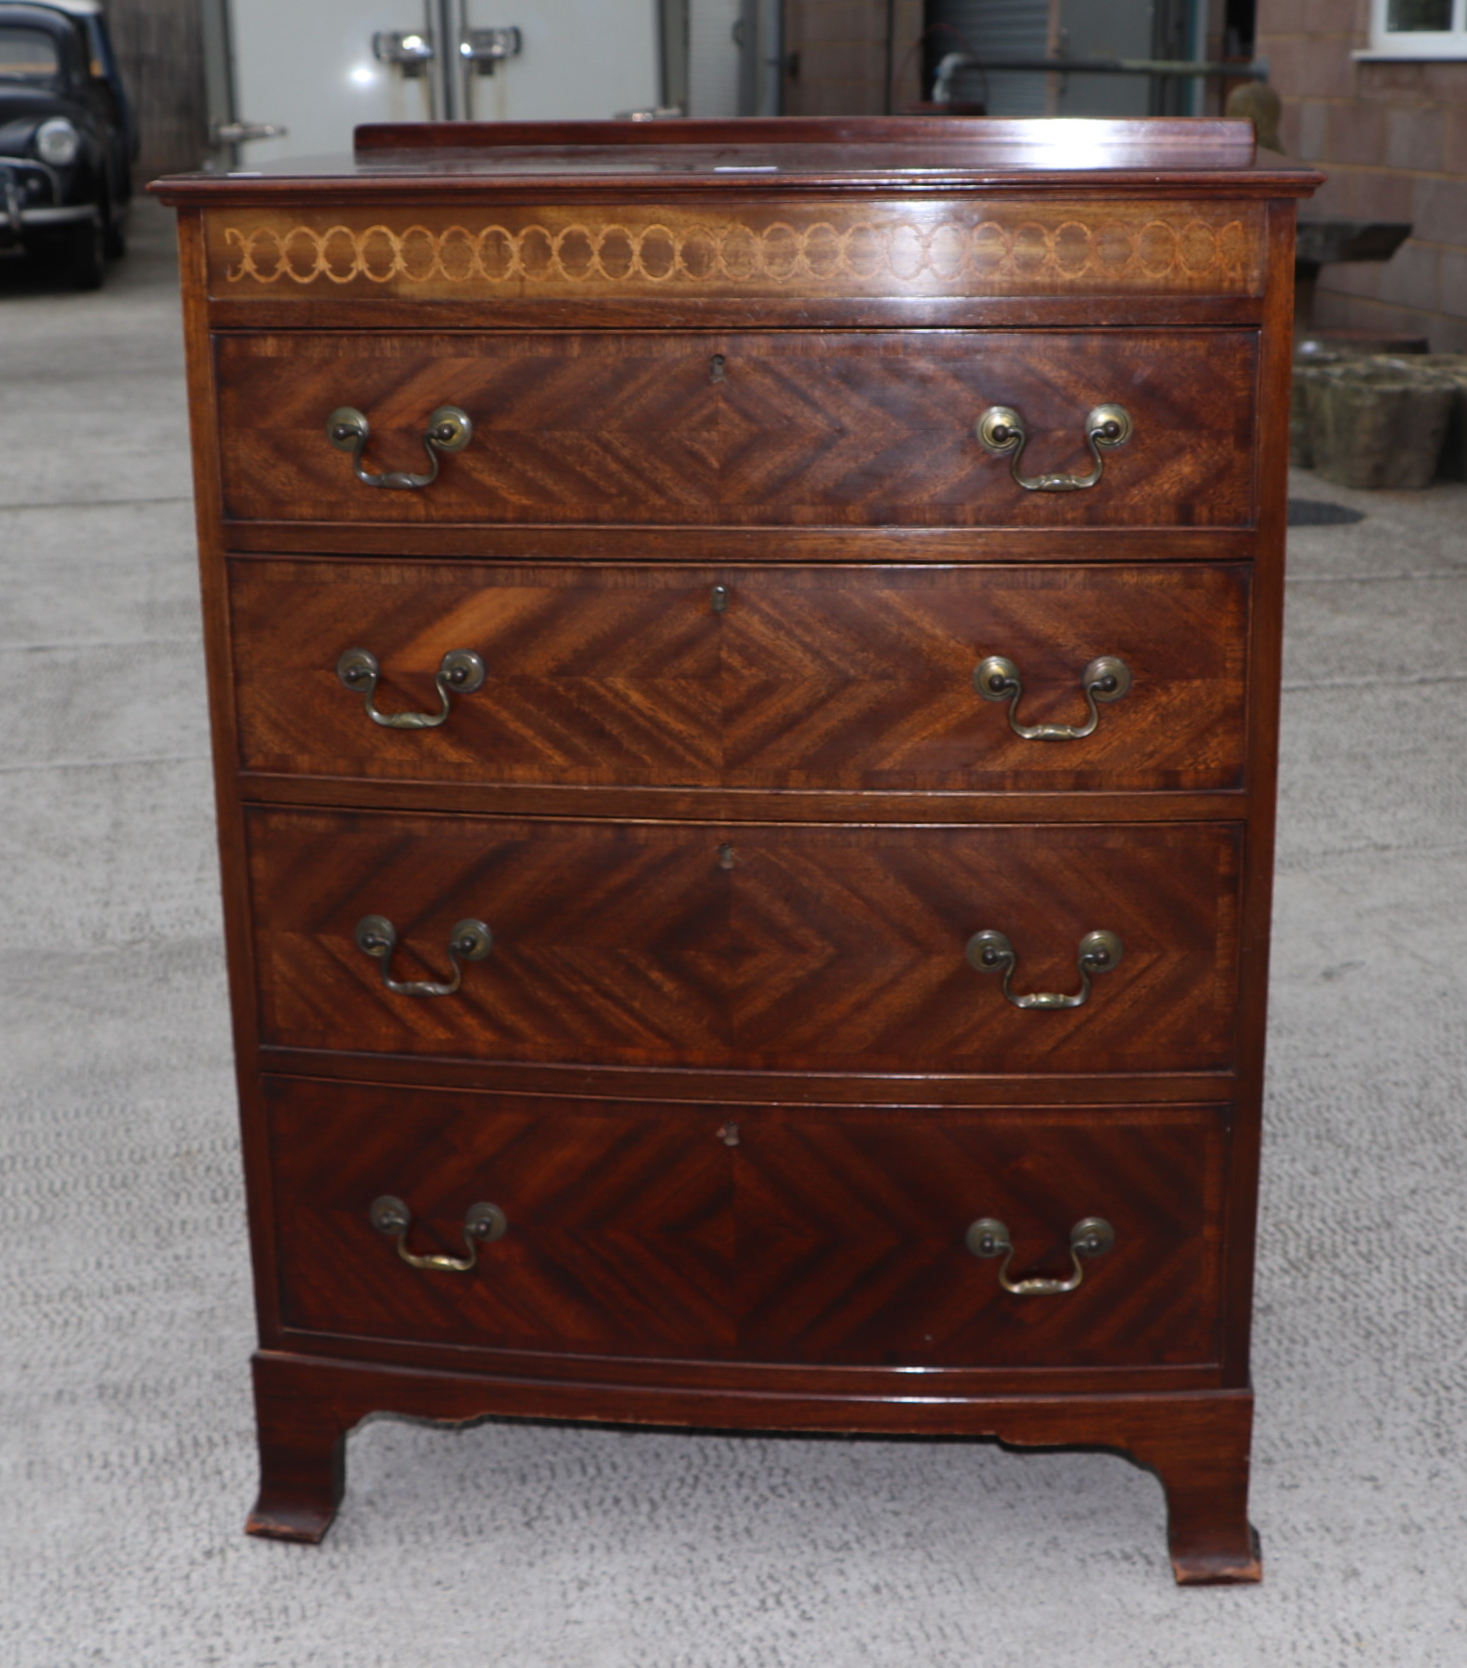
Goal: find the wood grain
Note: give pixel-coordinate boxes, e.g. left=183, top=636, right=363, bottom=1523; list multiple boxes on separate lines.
left=214, top=330, right=1258, bottom=529
left=229, top=559, right=1250, bottom=794
left=266, top=1077, right=1228, bottom=1369
left=246, top=1348, right=1261, bottom=1580
left=155, top=116, right=1315, bottom=1573
left=206, top=198, right=1267, bottom=304
left=245, top=809, right=1242, bottom=1074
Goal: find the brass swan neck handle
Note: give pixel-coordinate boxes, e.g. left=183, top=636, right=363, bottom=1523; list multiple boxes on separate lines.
left=370, top=1195, right=507, bottom=1272
left=326, top=404, right=473, bottom=490
left=966, top=928, right=1123, bottom=1010
left=966, top=1216, right=1115, bottom=1295
left=977, top=402, right=1132, bottom=492
left=975, top=654, right=1132, bottom=741
left=354, top=915, right=493, bottom=997
left=336, top=647, right=486, bottom=730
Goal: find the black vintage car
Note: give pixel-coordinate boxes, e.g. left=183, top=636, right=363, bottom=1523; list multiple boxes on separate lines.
left=0, top=0, right=135, bottom=288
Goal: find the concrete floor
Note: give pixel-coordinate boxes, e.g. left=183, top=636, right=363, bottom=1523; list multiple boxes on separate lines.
left=4, top=198, right=1467, bottom=1666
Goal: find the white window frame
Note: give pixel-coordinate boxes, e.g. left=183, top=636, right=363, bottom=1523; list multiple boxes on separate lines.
left=1357, top=0, right=1467, bottom=58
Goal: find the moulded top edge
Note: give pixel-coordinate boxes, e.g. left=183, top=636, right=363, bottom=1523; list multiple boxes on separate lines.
left=149, top=118, right=1323, bottom=206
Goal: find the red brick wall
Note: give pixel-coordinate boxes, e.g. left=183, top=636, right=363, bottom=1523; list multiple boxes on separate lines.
left=1258, top=0, right=1467, bottom=349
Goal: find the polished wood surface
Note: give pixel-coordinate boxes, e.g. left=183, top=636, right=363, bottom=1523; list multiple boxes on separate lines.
left=151, top=116, right=1317, bottom=1578
left=247, top=1349, right=1261, bottom=1582
left=269, top=1077, right=1228, bottom=1369
left=229, top=559, right=1249, bottom=793
left=353, top=115, right=1265, bottom=168
left=216, top=330, right=1257, bottom=528
left=246, top=809, right=1241, bottom=1072
left=205, top=200, right=1270, bottom=305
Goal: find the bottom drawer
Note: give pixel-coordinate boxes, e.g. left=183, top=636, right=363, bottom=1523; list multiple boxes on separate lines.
left=266, top=1077, right=1230, bottom=1370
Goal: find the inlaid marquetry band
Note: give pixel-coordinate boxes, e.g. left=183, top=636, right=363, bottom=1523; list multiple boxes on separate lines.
left=208, top=202, right=1264, bottom=298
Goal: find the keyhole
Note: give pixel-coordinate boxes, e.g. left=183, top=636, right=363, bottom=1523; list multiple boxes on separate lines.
left=710, top=584, right=729, bottom=614
left=717, top=843, right=736, bottom=870
left=717, top=1121, right=740, bottom=1146
left=710, top=354, right=726, bottom=383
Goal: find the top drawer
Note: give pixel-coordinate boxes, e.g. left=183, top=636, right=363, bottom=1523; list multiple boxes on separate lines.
left=213, top=330, right=1257, bottom=530
left=202, top=199, right=1268, bottom=310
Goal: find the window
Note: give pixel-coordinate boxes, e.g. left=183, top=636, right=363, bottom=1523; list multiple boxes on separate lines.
left=1364, top=0, right=1467, bottom=56
left=0, top=27, right=60, bottom=84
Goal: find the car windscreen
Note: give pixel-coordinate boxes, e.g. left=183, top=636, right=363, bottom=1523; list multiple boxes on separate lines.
left=0, top=26, right=60, bottom=85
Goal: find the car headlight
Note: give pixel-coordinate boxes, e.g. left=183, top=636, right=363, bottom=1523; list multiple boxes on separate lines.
left=35, top=118, right=81, bottom=167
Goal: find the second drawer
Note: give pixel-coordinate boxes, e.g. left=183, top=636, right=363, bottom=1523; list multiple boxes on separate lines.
left=246, top=809, right=1242, bottom=1074
left=230, top=559, right=1250, bottom=794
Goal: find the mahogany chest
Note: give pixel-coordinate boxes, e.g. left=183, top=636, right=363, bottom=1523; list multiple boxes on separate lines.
left=155, top=117, right=1318, bottom=1583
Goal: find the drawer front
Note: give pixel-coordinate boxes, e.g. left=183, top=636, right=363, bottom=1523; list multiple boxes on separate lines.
left=267, top=1077, right=1229, bottom=1370
left=215, top=330, right=1257, bottom=529
left=247, top=810, right=1241, bottom=1073
left=206, top=199, right=1266, bottom=306
left=231, top=560, right=1249, bottom=794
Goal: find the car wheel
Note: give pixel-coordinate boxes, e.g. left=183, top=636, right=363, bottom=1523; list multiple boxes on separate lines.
left=67, top=213, right=106, bottom=290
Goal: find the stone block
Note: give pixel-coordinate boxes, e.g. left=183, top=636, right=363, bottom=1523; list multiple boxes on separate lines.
left=1258, top=0, right=1312, bottom=28
left=1296, top=98, right=1330, bottom=159
left=1323, top=262, right=1386, bottom=300
left=1412, top=177, right=1467, bottom=248
left=1420, top=60, right=1467, bottom=101
left=1348, top=167, right=1414, bottom=223
left=1446, top=103, right=1467, bottom=170
left=1384, top=104, right=1445, bottom=173
left=1301, top=0, right=1369, bottom=34
left=1358, top=59, right=1430, bottom=97
left=1262, top=36, right=1308, bottom=99
left=1324, top=98, right=1386, bottom=166
left=1377, top=238, right=1441, bottom=316
left=1287, top=39, right=1359, bottom=100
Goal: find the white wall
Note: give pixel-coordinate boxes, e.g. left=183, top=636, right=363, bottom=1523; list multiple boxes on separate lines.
left=228, top=0, right=661, bottom=165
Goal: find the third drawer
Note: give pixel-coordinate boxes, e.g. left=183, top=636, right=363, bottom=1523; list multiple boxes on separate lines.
left=246, top=808, right=1243, bottom=1075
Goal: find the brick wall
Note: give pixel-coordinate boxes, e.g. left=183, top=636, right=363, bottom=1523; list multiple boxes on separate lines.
left=1258, top=0, right=1467, bottom=350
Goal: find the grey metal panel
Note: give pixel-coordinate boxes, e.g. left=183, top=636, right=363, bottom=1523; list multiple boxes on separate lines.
left=929, top=0, right=1051, bottom=116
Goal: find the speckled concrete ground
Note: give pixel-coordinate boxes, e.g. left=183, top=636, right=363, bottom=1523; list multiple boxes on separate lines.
left=2, top=200, right=1465, bottom=1667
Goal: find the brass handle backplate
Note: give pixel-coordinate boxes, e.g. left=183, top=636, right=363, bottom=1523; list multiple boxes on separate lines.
left=370, top=1194, right=507, bottom=1272
left=976, top=402, right=1132, bottom=491
left=975, top=654, right=1132, bottom=740
left=966, top=928, right=1122, bottom=1010
left=354, top=915, right=493, bottom=997
left=966, top=1215, right=1115, bottom=1295
left=336, top=647, right=486, bottom=729
left=326, top=404, right=473, bottom=490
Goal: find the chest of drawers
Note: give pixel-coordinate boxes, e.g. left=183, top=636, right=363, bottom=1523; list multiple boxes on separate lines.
left=155, top=117, right=1317, bottom=1584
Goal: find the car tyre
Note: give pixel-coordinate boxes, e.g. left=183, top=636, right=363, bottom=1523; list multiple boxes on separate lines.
left=67, top=213, right=106, bottom=291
